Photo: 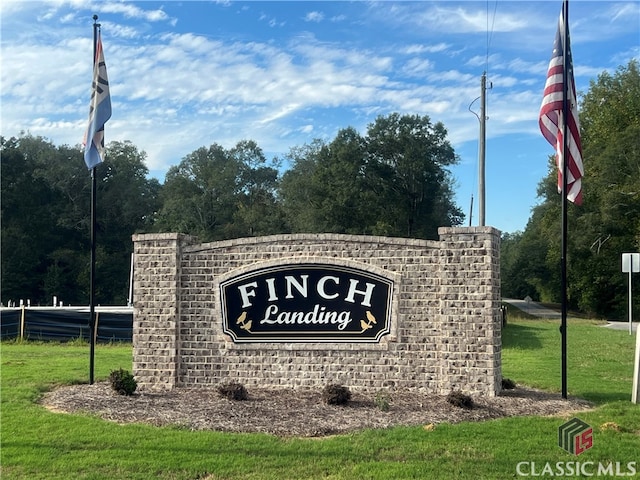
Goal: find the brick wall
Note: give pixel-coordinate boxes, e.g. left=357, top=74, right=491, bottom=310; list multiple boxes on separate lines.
left=132, top=227, right=502, bottom=396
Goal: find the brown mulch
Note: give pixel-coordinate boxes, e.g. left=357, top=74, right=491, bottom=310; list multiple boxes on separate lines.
left=40, top=383, right=593, bottom=437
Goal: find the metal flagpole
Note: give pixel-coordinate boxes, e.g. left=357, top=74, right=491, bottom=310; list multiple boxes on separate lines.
left=89, top=15, right=99, bottom=385
left=560, top=0, right=570, bottom=399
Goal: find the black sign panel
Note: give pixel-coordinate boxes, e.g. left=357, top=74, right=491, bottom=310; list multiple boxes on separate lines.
left=220, top=263, right=393, bottom=343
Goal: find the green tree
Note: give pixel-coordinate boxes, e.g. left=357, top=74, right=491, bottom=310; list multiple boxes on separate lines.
left=280, top=129, right=377, bottom=234
left=95, top=141, right=161, bottom=303
left=1, top=136, right=59, bottom=305
left=280, top=114, right=463, bottom=239
left=228, top=140, right=287, bottom=237
left=507, top=61, right=640, bottom=318
left=157, top=144, right=239, bottom=241
left=1, top=134, right=160, bottom=306
left=569, top=61, right=640, bottom=317
left=279, top=140, right=326, bottom=233
left=365, top=113, right=463, bottom=238
left=500, top=231, right=528, bottom=299
left=157, top=141, right=284, bottom=241
left=1, top=135, right=91, bottom=305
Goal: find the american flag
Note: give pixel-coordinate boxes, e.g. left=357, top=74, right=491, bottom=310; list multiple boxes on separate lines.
left=539, top=2, right=583, bottom=205
left=83, top=31, right=112, bottom=170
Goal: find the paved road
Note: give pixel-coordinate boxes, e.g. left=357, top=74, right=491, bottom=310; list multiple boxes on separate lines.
left=502, top=298, right=637, bottom=333
left=503, top=298, right=561, bottom=319
left=604, top=321, right=638, bottom=332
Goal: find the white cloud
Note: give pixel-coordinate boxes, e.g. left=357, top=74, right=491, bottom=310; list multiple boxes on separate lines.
left=59, top=12, right=76, bottom=23
left=1, top=0, right=636, bottom=209
left=98, top=3, right=173, bottom=23
left=426, top=69, right=476, bottom=86
left=402, top=58, right=433, bottom=77
left=467, top=53, right=501, bottom=69
left=403, top=43, right=449, bottom=55
left=304, top=11, right=324, bottom=23
left=0, top=18, right=528, bottom=174
left=505, top=58, right=548, bottom=76
left=257, top=104, right=302, bottom=125
left=0, top=0, right=28, bottom=16
left=102, top=22, right=141, bottom=39
left=258, top=13, right=285, bottom=28
left=371, top=3, right=530, bottom=34
left=606, top=2, right=640, bottom=26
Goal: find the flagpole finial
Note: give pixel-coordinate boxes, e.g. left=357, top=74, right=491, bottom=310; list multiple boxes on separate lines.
left=93, top=14, right=98, bottom=22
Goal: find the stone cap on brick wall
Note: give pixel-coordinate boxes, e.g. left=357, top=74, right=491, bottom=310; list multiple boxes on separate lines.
left=132, top=229, right=501, bottom=252
left=438, top=226, right=501, bottom=236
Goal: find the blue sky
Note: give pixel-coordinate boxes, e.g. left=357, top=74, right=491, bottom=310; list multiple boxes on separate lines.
left=1, top=1, right=638, bottom=233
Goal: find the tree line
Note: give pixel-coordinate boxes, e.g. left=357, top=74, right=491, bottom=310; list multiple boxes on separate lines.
left=3, top=60, right=638, bottom=319
left=501, top=60, right=640, bottom=320
left=2, top=113, right=461, bottom=306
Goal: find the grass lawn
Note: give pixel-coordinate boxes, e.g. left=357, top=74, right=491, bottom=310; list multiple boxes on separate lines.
left=1, top=318, right=639, bottom=479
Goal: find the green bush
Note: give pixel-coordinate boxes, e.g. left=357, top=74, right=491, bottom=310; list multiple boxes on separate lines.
left=109, top=368, right=137, bottom=396
left=446, top=390, right=473, bottom=409
left=501, top=377, right=516, bottom=389
left=322, top=384, right=352, bottom=406
left=217, top=382, right=248, bottom=401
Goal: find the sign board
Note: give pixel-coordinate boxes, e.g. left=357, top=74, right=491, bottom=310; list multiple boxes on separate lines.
left=220, top=263, right=393, bottom=343
left=622, top=253, right=640, bottom=273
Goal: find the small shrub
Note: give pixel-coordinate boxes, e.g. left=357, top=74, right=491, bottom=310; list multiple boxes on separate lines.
left=109, top=368, right=137, bottom=396
left=322, top=384, right=352, bottom=406
left=375, top=392, right=391, bottom=412
left=217, top=382, right=248, bottom=401
left=446, top=390, right=474, bottom=409
left=502, top=377, right=516, bottom=390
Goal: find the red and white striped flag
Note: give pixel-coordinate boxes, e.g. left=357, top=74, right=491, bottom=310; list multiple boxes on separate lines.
left=539, top=2, right=583, bottom=205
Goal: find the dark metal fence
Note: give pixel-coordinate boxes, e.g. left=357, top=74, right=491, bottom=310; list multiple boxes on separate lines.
left=0, top=307, right=132, bottom=342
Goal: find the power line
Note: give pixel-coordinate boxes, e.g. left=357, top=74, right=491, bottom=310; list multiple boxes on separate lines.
left=486, top=0, right=498, bottom=74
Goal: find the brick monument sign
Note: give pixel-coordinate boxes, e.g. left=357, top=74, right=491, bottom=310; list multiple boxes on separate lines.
left=132, top=227, right=502, bottom=396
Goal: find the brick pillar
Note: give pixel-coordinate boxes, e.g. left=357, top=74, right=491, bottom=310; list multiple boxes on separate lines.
left=437, top=227, right=502, bottom=396
left=131, top=233, right=195, bottom=391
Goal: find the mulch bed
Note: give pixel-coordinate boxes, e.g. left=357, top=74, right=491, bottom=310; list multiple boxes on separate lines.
left=41, top=383, right=593, bottom=437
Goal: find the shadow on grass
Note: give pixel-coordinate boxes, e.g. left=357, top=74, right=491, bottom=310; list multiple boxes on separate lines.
left=579, top=391, right=632, bottom=404
left=502, top=322, right=545, bottom=350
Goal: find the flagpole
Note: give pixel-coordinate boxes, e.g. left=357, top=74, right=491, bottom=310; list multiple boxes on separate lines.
left=89, top=15, right=99, bottom=385
left=560, top=0, right=569, bottom=399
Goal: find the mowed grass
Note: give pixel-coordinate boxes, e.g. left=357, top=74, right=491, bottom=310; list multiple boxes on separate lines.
left=1, top=318, right=639, bottom=480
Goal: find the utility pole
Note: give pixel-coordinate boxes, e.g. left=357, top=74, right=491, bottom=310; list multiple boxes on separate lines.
left=478, top=72, right=487, bottom=226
